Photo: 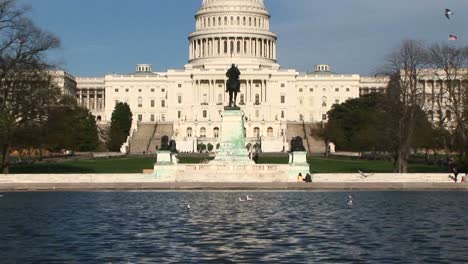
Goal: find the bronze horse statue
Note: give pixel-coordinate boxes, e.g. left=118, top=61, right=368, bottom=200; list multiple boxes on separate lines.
left=226, top=64, right=241, bottom=107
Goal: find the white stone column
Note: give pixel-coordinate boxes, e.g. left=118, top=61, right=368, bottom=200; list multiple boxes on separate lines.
left=240, top=37, right=244, bottom=56
left=94, top=89, right=97, bottom=110
left=87, top=89, right=90, bottom=109
left=78, top=89, right=82, bottom=106
left=273, top=42, right=276, bottom=60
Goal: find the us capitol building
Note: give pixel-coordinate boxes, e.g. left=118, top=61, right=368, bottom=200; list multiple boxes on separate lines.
left=75, top=0, right=388, bottom=153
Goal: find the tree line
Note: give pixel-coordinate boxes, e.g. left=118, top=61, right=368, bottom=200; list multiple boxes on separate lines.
left=322, top=39, right=468, bottom=172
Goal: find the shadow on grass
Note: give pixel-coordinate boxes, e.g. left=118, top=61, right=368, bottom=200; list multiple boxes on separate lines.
left=10, top=164, right=95, bottom=174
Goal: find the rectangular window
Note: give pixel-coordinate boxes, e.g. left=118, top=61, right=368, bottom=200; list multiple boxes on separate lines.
left=255, top=110, right=260, bottom=118
left=299, top=88, right=303, bottom=92
left=310, top=88, right=314, bottom=92
left=138, top=114, right=143, bottom=121
left=281, top=83, right=285, bottom=88
left=151, top=100, right=155, bottom=107
left=335, top=88, right=339, bottom=92
left=322, top=114, right=327, bottom=121
left=335, top=99, right=339, bottom=104
left=161, top=88, right=165, bottom=92
left=150, top=114, right=155, bottom=122
left=178, top=84, right=182, bottom=88
left=125, top=88, right=129, bottom=92
left=178, top=111, right=182, bottom=119
left=203, top=110, right=207, bottom=118
left=178, top=95, right=182, bottom=104
left=151, top=88, right=155, bottom=92
left=115, top=89, right=119, bottom=92
left=281, top=110, right=285, bottom=119
left=161, top=114, right=166, bottom=121
left=346, top=88, right=350, bottom=92
left=280, top=95, right=285, bottom=104
left=161, top=100, right=166, bottom=107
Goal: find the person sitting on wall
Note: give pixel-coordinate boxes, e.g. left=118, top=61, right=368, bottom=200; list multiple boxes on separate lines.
left=304, top=173, right=312, bottom=182
left=297, top=173, right=303, bottom=182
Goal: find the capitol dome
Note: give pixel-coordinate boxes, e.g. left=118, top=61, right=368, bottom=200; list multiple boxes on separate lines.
left=187, top=0, right=278, bottom=69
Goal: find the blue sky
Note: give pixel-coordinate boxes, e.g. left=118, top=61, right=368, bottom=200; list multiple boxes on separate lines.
left=20, top=0, right=468, bottom=76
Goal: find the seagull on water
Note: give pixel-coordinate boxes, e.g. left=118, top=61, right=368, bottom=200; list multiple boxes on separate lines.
left=187, top=204, right=191, bottom=210
left=246, top=195, right=253, bottom=201
left=347, top=195, right=353, bottom=206
left=239, top=197, right=246, bottom=202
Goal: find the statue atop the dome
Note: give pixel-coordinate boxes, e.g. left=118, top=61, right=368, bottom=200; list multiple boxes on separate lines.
left=225, top=64, right=241, bottom=108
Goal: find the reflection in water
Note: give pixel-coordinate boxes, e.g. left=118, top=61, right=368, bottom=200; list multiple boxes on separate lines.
left=0, top=191, right=468, bottom=263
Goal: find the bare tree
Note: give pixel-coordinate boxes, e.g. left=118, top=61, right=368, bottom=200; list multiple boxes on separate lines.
left=0, top=0, right=60, bottom=173
left=427, top=43, right=468, bottom=161
left=384, top=39, right=429, bottom=172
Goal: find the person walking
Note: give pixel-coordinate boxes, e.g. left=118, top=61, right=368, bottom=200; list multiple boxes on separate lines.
left=449, top=158, right=459, bottom=182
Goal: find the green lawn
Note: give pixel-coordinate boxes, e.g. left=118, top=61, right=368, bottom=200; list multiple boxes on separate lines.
left=8, top=155, right=447, bottom=174
left=10, top=157, right=156, bottom=174
left=308, top=156, right=446, bottom=173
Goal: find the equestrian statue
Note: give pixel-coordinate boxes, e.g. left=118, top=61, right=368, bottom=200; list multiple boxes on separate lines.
left=225, top=64, right=241, bottom=107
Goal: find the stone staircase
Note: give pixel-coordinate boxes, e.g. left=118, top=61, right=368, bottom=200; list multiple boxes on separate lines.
left=129, top=124, right=156, bottom=154
left=286, top=122, right=326, bottom=153
left=129, top=123, right=175, bottom=154
left=148, top=123, right=174, bottom=153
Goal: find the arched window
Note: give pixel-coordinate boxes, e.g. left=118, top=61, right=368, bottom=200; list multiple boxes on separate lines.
left=187, top=127, right=192, bottom=137
left=218, top=17, right=221, bottom=26
left=224, top=16, right=228, bottom=25
left=249, top=17, right=252, bottom=26
left=255, top=94, right=260, bottom=105
left=237, top=16, right=240, bottom=25
left=240, top=94, right=245, bottom=104
left=214, top=127, right=220, bottom=138
left=138, top=96, right=142, bottom=107
left=254, top=127, right=260, bottom=138
left=321, top=96, right=327, bottom=107
left=237, top=40, right=241, bottom=53
left=96, top=115, right=102, bottom=122
left=224, top=40, right=227, bottom=54
left=243, top=17, right=246, bottom=26
left=267, top=127, right=273, bottom=137
left=200, top=127, right=206, bottom=138
left=230, top=16, right=234, bottom=25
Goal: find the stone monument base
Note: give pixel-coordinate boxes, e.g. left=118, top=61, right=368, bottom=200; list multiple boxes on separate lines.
left=153, top=163, right=309, bottom=182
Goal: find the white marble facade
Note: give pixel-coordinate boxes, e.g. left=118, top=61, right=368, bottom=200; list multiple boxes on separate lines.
left=75, top=0, right=389, bottom=152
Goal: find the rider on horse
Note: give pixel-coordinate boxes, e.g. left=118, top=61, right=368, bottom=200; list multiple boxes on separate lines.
left=226, top=64, right=241, bottom=107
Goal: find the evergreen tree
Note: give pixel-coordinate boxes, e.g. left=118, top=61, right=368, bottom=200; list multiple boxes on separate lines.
left=107, top=102, right=132, bottom=151
left=46, top=96, right=99, bottom=152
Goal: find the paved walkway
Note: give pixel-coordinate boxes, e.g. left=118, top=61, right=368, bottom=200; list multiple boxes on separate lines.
left=1, top=182, right=468, bottom=191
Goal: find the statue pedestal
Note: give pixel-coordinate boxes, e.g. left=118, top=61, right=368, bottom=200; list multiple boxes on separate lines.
left=210, top=109, right=254, bottom=165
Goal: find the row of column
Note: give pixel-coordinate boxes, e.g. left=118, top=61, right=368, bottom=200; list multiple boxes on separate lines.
left=192, top=79, right=269, bottom=104
left=196, top=15, right=270, bottom=31
left=189, top=37, right=276, bottom=60
left=77, top=89, right=105, bottom=111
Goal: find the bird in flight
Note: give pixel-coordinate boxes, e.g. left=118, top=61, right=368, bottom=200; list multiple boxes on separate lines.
left=445, top=8, right=453, bottom=19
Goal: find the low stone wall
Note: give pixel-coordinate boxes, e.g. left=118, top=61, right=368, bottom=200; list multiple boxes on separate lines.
left=313, top=173, right=456, bottom=183
left=0, top=173, right=459, bottom=184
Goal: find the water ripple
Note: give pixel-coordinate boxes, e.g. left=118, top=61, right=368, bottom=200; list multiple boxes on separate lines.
left=1, top=191, right=468, bottom=263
